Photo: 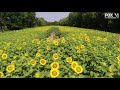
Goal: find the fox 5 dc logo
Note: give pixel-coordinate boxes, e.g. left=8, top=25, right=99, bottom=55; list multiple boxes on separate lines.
left=104, top=13, right=119, bottom=19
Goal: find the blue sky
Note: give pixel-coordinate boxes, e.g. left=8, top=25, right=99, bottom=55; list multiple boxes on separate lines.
left=36, top=12, right=70, bottom=22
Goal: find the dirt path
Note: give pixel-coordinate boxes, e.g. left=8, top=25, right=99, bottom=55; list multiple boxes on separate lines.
left=48, top=32, right=56, bottom=41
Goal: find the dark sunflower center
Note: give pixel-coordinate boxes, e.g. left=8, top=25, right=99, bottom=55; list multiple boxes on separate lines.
left=76, top=67, right=81, bottom=72
left=53, top=64, right=57, bottom=68
left=3, top=55, right=6, bottom=58
left=52, top=71, right=57, bottom=76
left=31, top=61, right=35, bottom=64
left=54, top=55, right=58, bottom=58
left=55, top=43, right=58, bottom=45
left=72, top=64, right=76, bottom=68
left=68, top=58, right=71, bottom=61
left=119, top=57, right=120, bottom=60
left=8, top=67, right=12, bottom=71
left=41, top=60, right=45, bottom=64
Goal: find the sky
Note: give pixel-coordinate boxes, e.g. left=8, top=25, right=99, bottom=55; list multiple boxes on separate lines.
left=36, top=12, right=70, bottom=22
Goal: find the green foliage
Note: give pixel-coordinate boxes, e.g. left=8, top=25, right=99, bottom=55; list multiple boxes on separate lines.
left=1, top=12, right=120, bottom=33
left=58, top=12, right=120, bottom=33
left=36, top=18, right=47, bottom=26
left=47, top=21, right=59, bottom=26
left=0, top=26, right=120, bottom=78
left=44, top=27, right=62, bottom=38
left=0, top=12, right=36, bottom=30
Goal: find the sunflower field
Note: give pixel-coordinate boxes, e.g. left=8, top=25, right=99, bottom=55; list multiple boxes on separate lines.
left=0, top=26, right=120, bottom=78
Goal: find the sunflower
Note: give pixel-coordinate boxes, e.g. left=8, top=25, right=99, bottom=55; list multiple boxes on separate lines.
left=85, top=36, right=89, bottom=39
left=118, top=48, right=120, bottom=52
left=0, top=71, right=4, bottom=78
left=80, top=45, right=85, bottom=49
left=50, top=62, right=59, bottom=69
left=85, top=38, right=90, bottom=42
left=61, top=39, right=65, bottom=43
left=37, top=41, right=40, bottom=45
left=103, top=38, right=107, bottom=42
left=1, top=53, right=7, bottom=59
left=0, top=50, right=3, bottom=55
left=117, top=55, right=120, bottom=61
left=96, top=37, right=101, bottom=41
left=50, top=69, right=60, bottom=78
left=53, top=40, right=59, bottom=46
left=77, top=49, right=81, bottom=53
left=108, top=66, right=116, bottom=72
left=18, top=47, right=22, bottom=51
left=23, top=42, right=27, bottom=45
left=66, top=57, right=72, bottom=63
left=32, top=39, right=35, bottom=43
left=30, top=59, right=37, bottom=66
left=76, top=47, right=80, bottom=51
left=6, top=65, right=15, bottom=73
left=61, top=38, right=65, bottom=43
left=74, top=65, right=83, bottom=74
left=35, top=72, right=40, bottom=78
left=32, top=39, right=38, bottom=44
left=61, top=37, right=65, bottom=40
left=118, top=60, right=120, bottom=65
left=40, top=59, right=47, bottom=65
left=46, top=38, right=50, bottom=43
left=71, top=61, right=79, bottom=69
left=46, top=46, right=50, bottom=51
left=4, top=47, right=7, bottom=50
left=99, top=38, right=103, bottom=41
left=11, top=60, right=16, bottom=65
left=7, top=43, right=11, bottom=47
left=36, top=53, right=41, bottom=58
left=75, top=46, right=79, bottom=50
left=24, top=53, right=29, bottom=57
left=37, top=49, right=41, bottom=53
left=109, top=66, right=114, bottom=72
left=53, top=53, right=59, bottom=60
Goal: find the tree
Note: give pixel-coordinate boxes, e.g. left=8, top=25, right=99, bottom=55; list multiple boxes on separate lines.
left=0, top=12, right=36, bottom=30
left=36, top=18, right=47, bottom=26
left=58, top=12, right=120, bottom=33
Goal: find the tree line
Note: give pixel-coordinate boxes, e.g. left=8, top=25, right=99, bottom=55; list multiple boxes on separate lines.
left=0, top=12, right=47, bottom=32
left=0, top=12, right=36, bottom=31
left=58, top=12, right=120, bottom=33
left=0, top=12, right=120, bottom=33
